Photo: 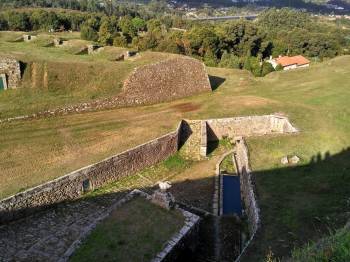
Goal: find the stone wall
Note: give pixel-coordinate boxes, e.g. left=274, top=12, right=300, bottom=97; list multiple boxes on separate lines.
left=152, top=209, right=200, bottom=262
left=206, top=115, right=298, bottom=141
left=200, top=121, right=207, bottom=157
left=233, top=137, right=260, bottom=261
left=0, top=123, right=182, bottom=223
left=178, top=115, right=297, bottom=160
left=179, top=120, right=202, bottom=160
left=234, top=138, right=259, bottom=234
left=122, top=56, right=212, bottom=105
left=0, top=57, right=21, bottom=89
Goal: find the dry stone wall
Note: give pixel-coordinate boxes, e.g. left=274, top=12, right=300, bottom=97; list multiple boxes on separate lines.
left=122, top=56, right=211, bottom=105
left=0, top=124, right=182, bottom=224
left=0, top=57, right=21, bottom=89
left=206, top=115, right=298, bottom=141
left=179, top=120, right=202, bottom=160
left=232, top=137, right=260, bottom=262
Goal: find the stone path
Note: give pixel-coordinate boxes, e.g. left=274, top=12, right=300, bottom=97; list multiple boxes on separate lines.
left=0, top=191, right=128, bottom=262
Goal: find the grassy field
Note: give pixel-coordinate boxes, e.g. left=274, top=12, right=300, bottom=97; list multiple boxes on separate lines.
left=70, top=197, right=185, bottom=262
left=0, top=37, right=350, bottom=259
left=0, top=31, right=176, bottom=118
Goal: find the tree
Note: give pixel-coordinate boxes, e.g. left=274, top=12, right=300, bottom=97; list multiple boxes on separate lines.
left=218, top=52, right=241, bottom=69
left=134, top=32, right=159, bottom=51
left=0, top=14, right=8, bottom=31
left=6, top=11, right=30, bottom=31
left=98, top=17, right=116, bottom=45
left=147, top=19, right=162, bottom=33
left=261, top=62, right=275, bottom=76
left=113, top=34, right=128, bottom=47
left=132, top=17, right=146, bottom=32
left=80, top=16, right=100, bottom=41
left=118, top=16, right=137, bottom=38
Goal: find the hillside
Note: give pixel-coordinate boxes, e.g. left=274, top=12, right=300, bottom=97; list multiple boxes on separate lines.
left=1, top=52, right=350, bottom=260
left=0, top=32, right=183, bottom=118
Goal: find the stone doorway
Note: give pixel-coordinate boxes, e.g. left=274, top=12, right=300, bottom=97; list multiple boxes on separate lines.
left=0, top=74, right=7, bottom=90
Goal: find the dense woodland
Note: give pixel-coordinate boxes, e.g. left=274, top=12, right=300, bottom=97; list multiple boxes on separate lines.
left=0, top=4, right=349, bottom=76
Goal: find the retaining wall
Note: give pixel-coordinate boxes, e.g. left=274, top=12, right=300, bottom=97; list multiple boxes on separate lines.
left=0, top=123, right=182, bottom=224
left=206, top=115, right=298, bottom=141
left=179, top=120, right=202, bottom=160
left=234, top=138, right=259, bottom=234
left=0, top=57, right=21, bottom=89
left=233, top=137, right=260, bottom=262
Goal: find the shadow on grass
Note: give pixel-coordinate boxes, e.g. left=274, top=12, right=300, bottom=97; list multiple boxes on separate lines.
left=0, top=148, right=350, bottom=261
left=209, top=75, right=226, bottom=91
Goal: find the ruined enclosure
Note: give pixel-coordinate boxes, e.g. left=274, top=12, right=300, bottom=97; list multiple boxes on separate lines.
left=0, top=57, right=21, bottom=90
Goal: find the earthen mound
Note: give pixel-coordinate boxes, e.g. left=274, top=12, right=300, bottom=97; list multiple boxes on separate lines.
left=122, top=56, right=211, bottom=105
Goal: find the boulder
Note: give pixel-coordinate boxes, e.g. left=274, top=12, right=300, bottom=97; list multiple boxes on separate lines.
left=281, top=156, right=289, bottom=165
left=290, top=155, right=301, bottom=164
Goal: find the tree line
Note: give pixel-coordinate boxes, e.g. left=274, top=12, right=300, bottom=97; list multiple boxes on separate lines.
left=0, top=8, right=349, bottom=77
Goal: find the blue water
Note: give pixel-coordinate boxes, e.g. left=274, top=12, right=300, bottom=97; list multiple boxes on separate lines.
left=222, top=175, right=242, bottom=216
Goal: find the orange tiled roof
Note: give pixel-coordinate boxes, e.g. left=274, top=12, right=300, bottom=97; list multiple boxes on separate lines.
left=275, top=55, right=310, bottom=67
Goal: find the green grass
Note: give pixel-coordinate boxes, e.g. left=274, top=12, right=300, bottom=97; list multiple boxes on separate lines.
left=0, top=31, right=176, bottom=118
left=1, top=35, right=350, bottom=259
left=70, top=197, right=185, bottom=262
left=291, top=226, right=350, bottom=262
left=220, top=154, right=236, bottom=174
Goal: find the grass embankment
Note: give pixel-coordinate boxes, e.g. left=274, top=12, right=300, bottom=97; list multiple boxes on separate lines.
left=0, top=31, right=175, bottom=118
left=291, top=226, right=350, bottom=262
left=70, top=197, right=185, bottom=262
left=1, top=42, right=350, bottom=259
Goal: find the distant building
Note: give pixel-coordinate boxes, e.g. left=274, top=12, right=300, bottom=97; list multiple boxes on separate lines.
left=267, top=55, right=310, bottom=71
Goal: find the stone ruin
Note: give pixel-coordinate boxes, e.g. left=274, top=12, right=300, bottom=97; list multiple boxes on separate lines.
left=0, top=57, right=21, bottom=89
left=87, top=44, right=103, bottom=55
left=23, top=34, right=37, bottom=42
left=122, top=56, right=212, bottom=105
left=53, top=38, right=63, bottom=47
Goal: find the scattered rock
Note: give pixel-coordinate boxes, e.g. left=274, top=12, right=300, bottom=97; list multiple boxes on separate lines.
left=281, top=156, right=289, bottom=165
left=290, top=155, right=301, bottom=164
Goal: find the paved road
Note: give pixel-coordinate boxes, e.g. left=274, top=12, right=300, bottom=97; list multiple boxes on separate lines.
left=190, top=15, right=258, bottom=21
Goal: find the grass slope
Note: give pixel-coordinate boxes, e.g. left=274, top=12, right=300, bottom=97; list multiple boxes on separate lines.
left=1, top=46, right=350, bottom=259
left=0, top=32, right=176, bottom=118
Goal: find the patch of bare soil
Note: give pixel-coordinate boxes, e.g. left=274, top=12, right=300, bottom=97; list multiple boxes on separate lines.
left=171, top=102, right=201, bottom=113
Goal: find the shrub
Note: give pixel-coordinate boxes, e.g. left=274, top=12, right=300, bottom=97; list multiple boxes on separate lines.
left=113, top=35, right=128, bottom=47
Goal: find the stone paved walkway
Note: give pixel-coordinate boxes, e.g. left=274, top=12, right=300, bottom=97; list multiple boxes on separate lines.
left=0, top=191, right=128, bottom=262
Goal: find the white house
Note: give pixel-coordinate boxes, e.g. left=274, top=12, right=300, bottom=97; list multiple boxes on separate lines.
left=267, top=55, right=310, bottom=71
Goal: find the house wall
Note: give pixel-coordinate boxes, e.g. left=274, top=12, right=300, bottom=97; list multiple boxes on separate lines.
left=297, top=64, right=310, bottom=68
left=283, top=64, right=298, bottom=70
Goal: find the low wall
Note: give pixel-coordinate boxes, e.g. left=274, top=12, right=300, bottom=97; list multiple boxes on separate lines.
left=0, top=123, right=182, bottom=224
left=152, top=209, right=200, bottom=262
left=206, top=115, right=298, bottom=141
left=233, top=137, right=259, bottom=261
